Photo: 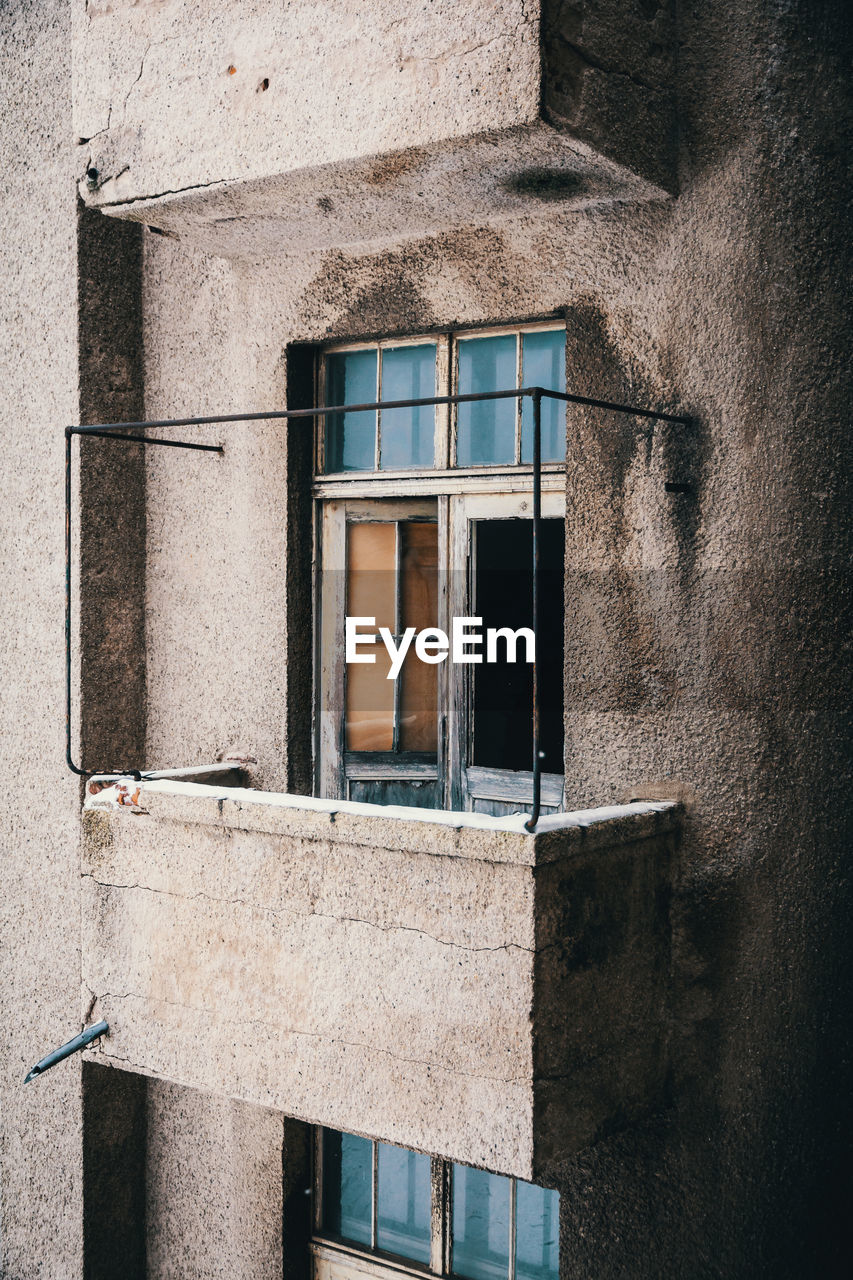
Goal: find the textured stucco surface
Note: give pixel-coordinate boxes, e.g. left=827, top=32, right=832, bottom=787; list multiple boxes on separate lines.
left=144, top=1081, right=288, bottom=1280
left=74, top=0, right=540, bottom=204
left=85, top=123, right=664, bottom=259
left=117, top=2, right=850, bottom=1275
left=81, top=788, right=676, bottom=1179
left=0, top=2, right=83, bottom=1276
left=1, top=0, right=850, bottom=1276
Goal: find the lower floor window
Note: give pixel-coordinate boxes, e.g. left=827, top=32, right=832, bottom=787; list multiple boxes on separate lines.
left=314, top=1129, right=559, bottom=1280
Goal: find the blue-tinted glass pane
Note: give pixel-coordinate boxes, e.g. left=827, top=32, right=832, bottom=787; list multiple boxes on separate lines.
left=322, top=1130, right=372, bottom=1246
left=515, top=1182, right=559, bottom=1280
left=376, top=1143, right=431, bottom=1263
left=457, top=335, right=517, bottom=466
left=452, top=1165, right=510, bottom=1280
left=326, top=349, right=378, bottom=472
left=521, top=330, right=566, bottom=463
left=380, top=345, right=436, bottom=469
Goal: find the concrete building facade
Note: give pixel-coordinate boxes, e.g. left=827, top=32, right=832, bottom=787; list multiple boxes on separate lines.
left=0, top=1, right=850, bottom=1277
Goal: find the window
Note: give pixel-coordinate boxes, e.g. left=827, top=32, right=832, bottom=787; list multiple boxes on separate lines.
left=315, top=324, right=567, bottom=816
left=313, top=1129, right=559, bottom=1280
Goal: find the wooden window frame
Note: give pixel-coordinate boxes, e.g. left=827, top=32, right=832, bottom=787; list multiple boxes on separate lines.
left=312, top=323, right=567, bottom=810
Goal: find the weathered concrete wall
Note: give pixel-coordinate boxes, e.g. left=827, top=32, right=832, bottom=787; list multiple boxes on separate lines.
left=81, top=1062, right=307, bottom=1280
left=77, top=206, right=147, bottom=775
left=541, top=0, right=676, bottom=188
left=82, top=786, right=677, bottom=1179
left=0, top=2, right=84, bottom=1276
left=144, top=1081, right=291, bottom=1280
left=118, top=2, right=850, bottom=1275
left=2, top=0, right=850, bottom=1275
left=83, top=1063, right=147, bottom=1279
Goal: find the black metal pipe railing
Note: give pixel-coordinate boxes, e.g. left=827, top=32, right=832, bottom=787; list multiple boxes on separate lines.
left=66, top=388, right=690, bottom=829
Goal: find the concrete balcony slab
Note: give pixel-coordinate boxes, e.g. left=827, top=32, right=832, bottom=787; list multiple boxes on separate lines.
left=81, top=782, right=679, bottom=1178
left=74, top=1, right=676, bottom=253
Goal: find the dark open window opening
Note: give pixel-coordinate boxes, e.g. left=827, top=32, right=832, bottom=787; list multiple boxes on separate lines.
left=472, top=519, right=565, bottom=775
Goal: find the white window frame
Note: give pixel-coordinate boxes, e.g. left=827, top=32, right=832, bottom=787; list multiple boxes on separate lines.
left=313, top=323, right=567, bottom=812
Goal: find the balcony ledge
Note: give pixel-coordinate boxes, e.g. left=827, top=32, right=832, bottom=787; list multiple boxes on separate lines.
left=86, top=777, right=680, bottom=865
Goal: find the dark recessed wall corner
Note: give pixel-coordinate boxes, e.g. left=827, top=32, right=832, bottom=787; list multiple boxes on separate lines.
left=562, top=301, right=668, bottom=766
left=283, top=344, right=317, bottom=796
left=530, top=823, right=676, bottom=1179
left=76, top=202, right=146, bottom=775
left=82, top=1062, right=147, bottom=1280
left=282, top=1117, right=313, bottom=1280
left=540, top=0, right=678, bottom=192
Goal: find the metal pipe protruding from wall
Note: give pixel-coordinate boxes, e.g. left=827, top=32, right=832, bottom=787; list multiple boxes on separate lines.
left=24, top=1020, right=109, bottom=1083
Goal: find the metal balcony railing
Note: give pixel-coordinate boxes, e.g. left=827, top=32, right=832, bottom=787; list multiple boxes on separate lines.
left=65, top=387, right=690, bottom=829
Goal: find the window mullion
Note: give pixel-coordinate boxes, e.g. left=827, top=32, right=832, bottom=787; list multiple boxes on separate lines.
left=376, top=347, right=383, bottom=471
left=392, top=523, right=401, bottom=753
left=435, top=336, right=451, bottom=469
left=313, top=1127, right=324, bottom=1233
left=449, top=337, right=459, bottom=468
left=430, top=1157, right=447, bottom=1275
left=371, top=1140, right=379, bottom=1251
left=515, top=332, right=523, bottom=466
left=508, top=1178, right=517, bottom=1280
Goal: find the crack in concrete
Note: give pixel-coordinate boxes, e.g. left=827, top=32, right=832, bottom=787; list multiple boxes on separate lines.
left=94, top=990, right=528, bottom=1086
left=82, top=873, right=541, bottom=955
left=83, top=984, right=98, bottom=1023
left=548, top=33, right=656, bottom=94
left=122, top=35, right=181, bottom=124
left=414, top=29, right=517, bottom=63
left=91, top=175, right=235, bottom=209
left=308, top=910, right=537, bottom=955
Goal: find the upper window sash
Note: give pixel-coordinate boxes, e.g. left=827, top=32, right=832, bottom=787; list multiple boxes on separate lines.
left=317, top=325, right=565, bottom=478
left=318, top=336, right=447, bottom=475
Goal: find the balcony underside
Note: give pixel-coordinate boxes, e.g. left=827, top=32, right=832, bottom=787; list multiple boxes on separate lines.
left=85, top=121, right=668, bottom=258
left=76, top=1, right=675, bottom=254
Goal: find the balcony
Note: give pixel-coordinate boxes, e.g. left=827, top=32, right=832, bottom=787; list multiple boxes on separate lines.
left=81, top=781, right=679, bottom=1177
left=74, top=2, right=675, bottom=252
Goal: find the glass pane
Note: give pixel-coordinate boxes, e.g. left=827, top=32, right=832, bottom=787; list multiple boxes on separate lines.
left=456, top=335, right=517, bottom=466
left=399, top=522, right=439, bottom=752
left=452, top=1164, right=511, bottom=1280
left=376, top=1142, right=431, bottom=1263
left=346, top=523, right=396, bottom=752
left=347, top=523, right=396, bottom=631
left=322, top=1130, right=372, bottom=1247
left=326, top=349, right=378, bottom=472
left=515, top=1182, right=559, bottom=1280
left=346, top=642, right=395, bottom=751
left=380, top=344, right=436, bottom=469
left=521, top=330, right=566, bottom=463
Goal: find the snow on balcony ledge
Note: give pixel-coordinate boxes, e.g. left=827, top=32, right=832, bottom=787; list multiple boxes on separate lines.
left=85, top=776, right=681, bottom=866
